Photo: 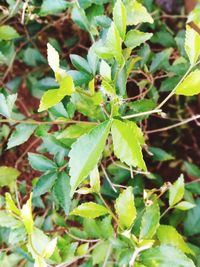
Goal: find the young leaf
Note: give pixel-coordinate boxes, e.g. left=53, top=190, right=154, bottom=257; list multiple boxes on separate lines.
left=111, top=119, right=146, bottom=170
left=57, top=123, right=95, bottom=139
left=5, top=193, right=21, bottom=216
left=125, top=30, right=152, bottom=49
left=33, top=172, right=58, bottom=197
left=0, top=211, right=21, bottom=228
left=90, top=166, right=101, bottom=193
left=28, top=153, right=57, bottom=172
left=125, top=1, right=153, bottom=26
left=139, top=201, right=160, bottom=240
left=70, top=202, right=109, bottom=218
left=175, top=70, right=200, bottom=96
left=157, top=225, right=194, bottom=255
left=69, top=121, right=111, bottom=196
left=175, top=201, right=196, bottom=211
left=113, top=0, right=127, bottom=40
left=43, top=237, right=57, bottom=259
left=47, top=43, right=60, bottom=73
left=115, top=187, right=136, bottom=229
left=0, top=25, right=19, bottom=40
left=185, top=25, right=200, bottom=65
left=53, top=172, right=71, bottom=215
left=105, top=22, right=123, bottom=65
left=100, top=60, right=111, bottom=80
left=140, top=245, right=195, bottom=267
left=21, top=194, right=33, bottom=234
left=0, top=167, right=20, bottom=187
left=7, top=124, right=37, bottom=149
left=169, top=174, right=184, bottom=207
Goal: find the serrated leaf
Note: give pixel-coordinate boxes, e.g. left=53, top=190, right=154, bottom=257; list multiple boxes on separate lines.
left=47, top=43, right=60, bottom=73
left=125, top=1, right=153, bottom=26
left=33, top=172, right=58, bottom=197
left=28, top=153, right=57, bottom=172
left=69, top=121, right=111, bottom=196
left=175, top=70, right=200, bottom=96
left=157, top=225, right=194, bottom=255
left=139, top=201, right=160, bottom=240
left=105, top=22, right=123, bottom=65
left=0, top=167, right=20, bottom=187
left=7, top=124, right=37, bottom=149
left=57, top=123, right=95, bottom=139
left=113, top=0, right=126, bottom=40
left=111, top=119, right=146, bottom=170
left=0, top=93, right=17, bottom=118
left=53, top=172, right=71, bottom=215
left=185, top=25, right=200, bottom=65
left=169, top=174, right=184, bottom=207
left=70, top=202, right=109, bottom=218
left=115, top=187, right=136, bottom=229
left=0, top=25, right=19, bottom=40
left=125, top=30, right=152, bottom=49
left=140, top=245, right=195, bottom=267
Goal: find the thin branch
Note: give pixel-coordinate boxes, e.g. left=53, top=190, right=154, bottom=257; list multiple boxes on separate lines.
left=146, top=114, right=200, bottom=134
left=122, top=109, right=162, bottom=120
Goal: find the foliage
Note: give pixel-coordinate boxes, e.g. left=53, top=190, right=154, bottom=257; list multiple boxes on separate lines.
left=0, top=0, right=200, bottom=266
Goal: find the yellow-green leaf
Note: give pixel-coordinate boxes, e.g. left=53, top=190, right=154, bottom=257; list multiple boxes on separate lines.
left=169, top=174, right=184, bottom=207
left=0, top=25, right=19, bottom=40
left=113, top=0, right=127, bottom=40
left=125, top=30, right=153, bottom=49
left=176, top=70, right=200, bottom=96
left=70, top=202, right=109, bottom=218
left=115, top=187, right=136, bottom=229
left=125, top=1, right=153, bottom=26
left=185, top=25, right=200, bottom=65
left=157, top=225, right=194, bottom=255
left=0, top=167, right=20, bottom=187
left=47, top=43, right=60, bottom=73
left=21, top=194, right=33, bottom=234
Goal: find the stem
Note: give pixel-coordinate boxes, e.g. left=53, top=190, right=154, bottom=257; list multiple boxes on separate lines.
left=0, top=118, right=98, bottom=126
left=129, top=244, right=152, bottom=267
left=147, top=114, right=200, bottom=134
left=122, top=109, right=162, bottom=120
left=101, top=164, right=117, bottom=193
left=160, top=206, right=171, bottom=219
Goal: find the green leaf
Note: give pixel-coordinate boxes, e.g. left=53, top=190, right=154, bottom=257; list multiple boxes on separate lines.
left=0, top=25, right=19, bottom=40
left=176, top=70, right=200, bottom=96
left=5, top=193, right=20, bottom=216
left=139, top=201, right=160, bottom=240
left=69, top=121, right=111, bottom=196
left=115, top=187, right=136, bottom=229
left=57, top=123, right=95, bottom=139
left=7, top=124, right=37, bottom=149
left=71, top=4, right=90, bottom=31
left=0, top=211, right=21, bottom=228
left=169, top=174, right=184, bottom=207
left=157, top=225, right=194, bottom=255
left=111, top=119, right=146, bottom=170
left=105, top=22, right=123, bottom=65
left=76, top=243, right=89, bottom=256
left=184, top=198, right=200, bottom=236
left=149, top=147, right=174, bottom=162
left=0, top=167, right=20, bottom=187
left=70, top=54, right=92, bottom=74
left=125, top=1, right=153, bottom=26
left=100, top=60, right=111, bottom=80
left=39, top=0, right=69, bottom=16
left=185, top=25, right=200, bottom=65
left=150, top=48, right=173, bottom=73
left=183, top=161, right=200, bottom=177
left=0, top=93, right=17, bottom=118
left=28, top=153, right=57, bottom=172
left=33, top=172, right=58, bottom=197
left=92, top=241, right=110, bottom=265
left=125, top=30, right=152, bottom=49
left=175, top=201, right=196, bottom=211
left=70, top=202, right=109, bottom=218
left=140, top=245, right=195, bottom=267
left=113, top=0, right=126, bottom=40
left=53, top=172, right=71, bottom=215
